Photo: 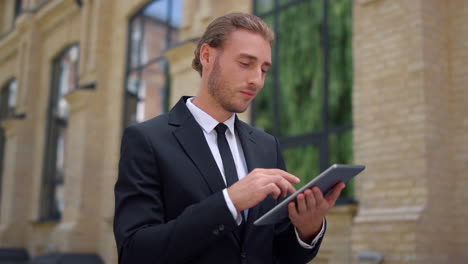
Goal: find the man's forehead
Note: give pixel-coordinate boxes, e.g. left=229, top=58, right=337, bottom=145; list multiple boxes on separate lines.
left=223, top=30, right=272, bottom=62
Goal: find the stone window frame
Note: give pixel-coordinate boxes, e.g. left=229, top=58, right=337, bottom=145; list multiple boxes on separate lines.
left=39, top=44, right=80, bottom=221
left=0, top=78, right=18, bottom=210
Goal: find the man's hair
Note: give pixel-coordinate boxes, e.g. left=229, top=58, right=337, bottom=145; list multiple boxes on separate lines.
left=192, top=12, right=274, bottom=76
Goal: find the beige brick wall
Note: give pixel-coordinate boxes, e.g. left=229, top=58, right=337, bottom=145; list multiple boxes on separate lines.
left=448, top=0, right=468, bottom=262
left=353, top=0, right=468, bottom=263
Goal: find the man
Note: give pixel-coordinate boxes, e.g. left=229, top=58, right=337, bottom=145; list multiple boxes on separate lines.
left=114, top=13, right=345, bottom=264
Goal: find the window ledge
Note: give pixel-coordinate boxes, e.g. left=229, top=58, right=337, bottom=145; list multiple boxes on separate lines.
left=64, top=88, right=95, bottom=113
left=30, top=218, right=60, bottom=227
left=0, top=113, right=26, bottom=136
left=358, top=0, right=381, bottom=5
left=329, top=201, right=358, bottom=216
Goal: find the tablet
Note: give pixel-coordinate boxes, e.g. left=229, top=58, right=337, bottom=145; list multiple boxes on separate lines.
left=253, top=164, right=365, bottom=226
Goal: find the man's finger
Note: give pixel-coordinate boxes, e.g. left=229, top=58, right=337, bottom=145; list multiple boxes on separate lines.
left=267, top=175, right=296, bottom=196
left=312, top=187, right=324, bottom=205
left=288, top=201, right=298, bottom=219
left=266, top=183, right=281, bottom=199
left=325, top=182, right=346, bottom=204
left=296, top=193, right=307, bottom=213
left=264, top=169, right=300, bottom=184
left=305, top=189, right=316, bottom=208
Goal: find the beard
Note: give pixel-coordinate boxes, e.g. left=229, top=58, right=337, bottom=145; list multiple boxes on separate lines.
left=207, top=54, right=250, bottom=113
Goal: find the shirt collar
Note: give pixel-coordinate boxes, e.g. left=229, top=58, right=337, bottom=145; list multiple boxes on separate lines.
left=186, top=97, right=236, bottom=135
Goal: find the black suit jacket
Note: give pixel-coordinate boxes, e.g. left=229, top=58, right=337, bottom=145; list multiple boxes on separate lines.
left=114, top=97, right=323, bottom=264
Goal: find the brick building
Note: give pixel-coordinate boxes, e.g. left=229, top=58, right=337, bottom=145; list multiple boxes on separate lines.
left=0, top=0, right=466, bottom=263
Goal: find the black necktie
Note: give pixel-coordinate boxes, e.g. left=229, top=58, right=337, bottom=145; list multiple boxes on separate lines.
left=215, top=123, right=239, bottom=188
left=215, top=123, right=247, bottom=236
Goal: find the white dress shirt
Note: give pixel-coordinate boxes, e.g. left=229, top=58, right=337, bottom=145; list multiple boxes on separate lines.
left=186, top=97, right=324, bottom=249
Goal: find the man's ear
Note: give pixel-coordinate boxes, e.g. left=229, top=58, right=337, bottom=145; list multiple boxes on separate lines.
left=200, top=43, right=215, bottom=70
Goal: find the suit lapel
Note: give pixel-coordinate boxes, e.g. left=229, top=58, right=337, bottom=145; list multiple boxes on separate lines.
left=235, top=118, right=264, bottom=240
left=170, top=97, right=226, bottom=194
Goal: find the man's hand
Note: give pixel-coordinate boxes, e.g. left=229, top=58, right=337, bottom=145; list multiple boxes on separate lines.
left=227, top=168, right=300, bottom=212
left=288, top=182, right=346, bottom=243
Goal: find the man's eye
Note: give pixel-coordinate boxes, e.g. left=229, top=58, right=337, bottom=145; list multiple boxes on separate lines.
left=239, top=62, right=249, bottom=67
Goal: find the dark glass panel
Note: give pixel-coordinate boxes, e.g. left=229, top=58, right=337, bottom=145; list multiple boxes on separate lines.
left=140, top=62, right=166, bottom=120
left=283, top=144, right=320, bottom=189
left=252, top=15, right=274, bottom=133
left=144, top=0, right=170, bottom=23
left=328, top=0, right=352, bottom=127
left=255, top=0, right=275, bottom=14
left=328, top=130, right=353, bottom=197
left=278, top=0, right=324, bottom=136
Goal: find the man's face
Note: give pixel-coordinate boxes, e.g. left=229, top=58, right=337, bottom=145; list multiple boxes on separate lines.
left=206, top=29, right=272, bottom=113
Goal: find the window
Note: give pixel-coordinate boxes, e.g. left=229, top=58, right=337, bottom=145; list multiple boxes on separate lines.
left=40, top=45, right=79, bottom=220
left=0, top=79, right=17, bottom=118
left=14, top=0, right=22, bottom=18
left=253, top=0, right=354, bottom=199
left=123, top=0, right=184, bottom=127
left=0, top=79, right=17, bottom=209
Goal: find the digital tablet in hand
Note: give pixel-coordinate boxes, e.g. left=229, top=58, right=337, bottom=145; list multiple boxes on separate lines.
left=253, top=164, right=365, bottom=226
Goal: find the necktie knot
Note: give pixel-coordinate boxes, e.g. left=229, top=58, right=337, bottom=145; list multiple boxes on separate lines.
left=215, top=123, right=228, bottom=135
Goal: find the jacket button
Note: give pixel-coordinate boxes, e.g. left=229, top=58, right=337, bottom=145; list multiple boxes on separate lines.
left=219, top=224, right=224, bottom=231
left=212, top=229, right=219, bottom=236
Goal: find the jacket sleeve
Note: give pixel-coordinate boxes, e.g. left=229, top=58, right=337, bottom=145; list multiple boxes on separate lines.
left=113, top=125, right=238, bottom=264
left=272, top=136, right=325, bottom=263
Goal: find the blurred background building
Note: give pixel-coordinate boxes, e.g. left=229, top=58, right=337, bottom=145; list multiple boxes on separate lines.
left=0, top=0, right=466, bottom=263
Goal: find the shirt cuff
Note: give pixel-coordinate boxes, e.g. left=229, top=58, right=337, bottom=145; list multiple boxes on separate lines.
left=222, top=188, right=243, bottom=225
left=294, top=218, right=325, bottom=249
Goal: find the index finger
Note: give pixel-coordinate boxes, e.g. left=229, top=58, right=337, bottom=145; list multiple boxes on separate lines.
left=263, top=169, right=300, bottom=184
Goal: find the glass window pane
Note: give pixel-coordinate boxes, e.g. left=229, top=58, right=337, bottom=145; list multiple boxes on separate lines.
left=170, top=0, right=184, bottom=29
left=253, top=15, right=273, bottom=133
left=283, top=144, right=320, bottom=189
left=7, top=79, right=17, bottom=110
left=278, top=0, right=324, bottom=136
left=124, top=91, right=139, bottom=126
left=41, top=44, right=78, bottom=220
left=141, top=62, right=166, bottom=120
left=328, top=0, right=352, bottom=127
left=129, top=17, right=143, bottom=69
left=254, top=71, right=273, bottom=133
left=255, top=0, right=274, bottom=14
left=329, top=130, right=354, bottom=197
left=125, top=0, right=183, bottom=127
left=144, top=0, right=169, bottom=23
left=279, top=0, right=295, bottom=6
left=0, top=126, right=5, bottom=208
left=57, top=45, right=79, bottom=98
left=54, top=124, right=67, bottom=218
left=1, top=79, right=17, bottom=117
left=125, top=69, right=144, bottom=125
left=141, top=15, right=167, bottom=65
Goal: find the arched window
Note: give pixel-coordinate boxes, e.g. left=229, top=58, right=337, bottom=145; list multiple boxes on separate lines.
left=0, top=78, right=17, bottom=209
left=253, top=0, right=354, bottom=200
left=40, top=44, right=79, bottom=220
left=123, top=0, right=184, bottom=127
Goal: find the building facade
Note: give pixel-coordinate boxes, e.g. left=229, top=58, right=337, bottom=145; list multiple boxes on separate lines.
left=0, top=0, right=466, bottom=263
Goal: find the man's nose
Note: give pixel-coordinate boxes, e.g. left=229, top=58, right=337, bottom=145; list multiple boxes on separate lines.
left=248, top=68, right=263, bottom=87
